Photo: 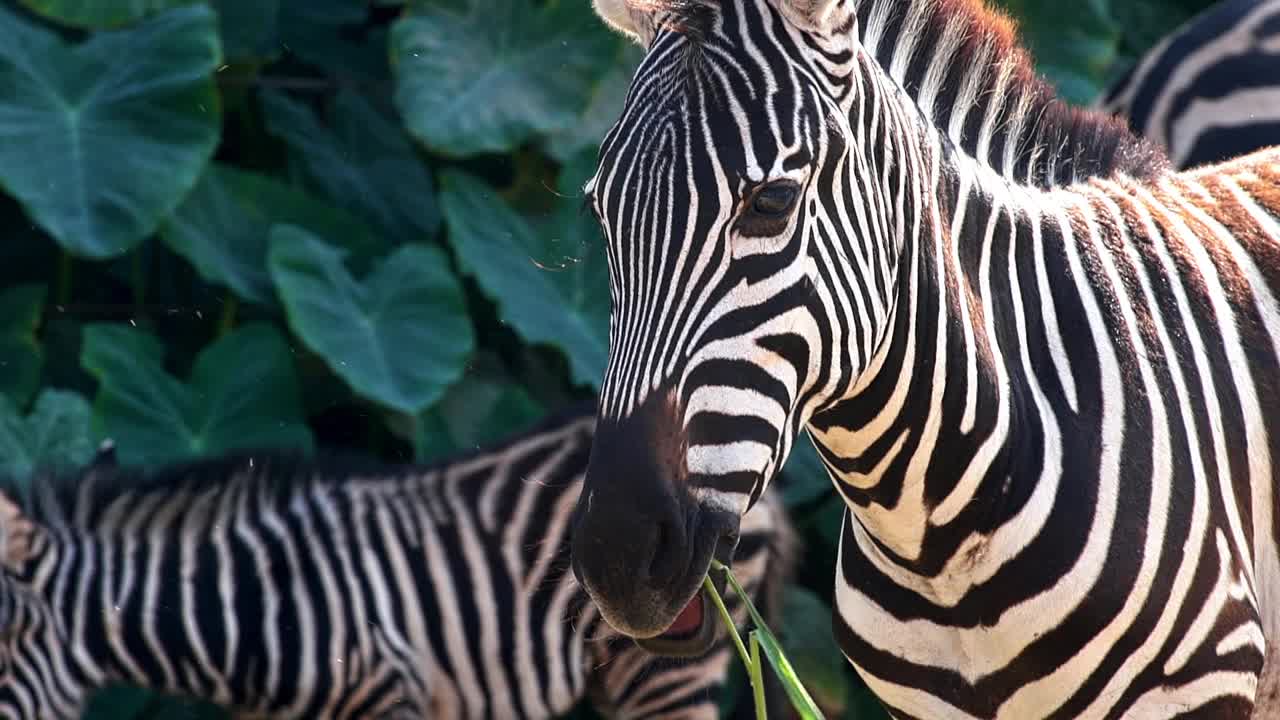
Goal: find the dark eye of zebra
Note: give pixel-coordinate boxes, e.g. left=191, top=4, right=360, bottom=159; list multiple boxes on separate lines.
left=753, top=181, right=799, bottom=216
left=737, top=180, right=801, bottom=238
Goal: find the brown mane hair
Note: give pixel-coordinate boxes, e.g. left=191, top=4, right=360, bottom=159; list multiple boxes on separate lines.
left=855, top=0, right=1168, bottom=185
left=622, top=0, right=1169, bottom=186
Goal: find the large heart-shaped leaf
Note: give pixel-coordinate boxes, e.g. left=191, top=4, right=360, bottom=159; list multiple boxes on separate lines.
left=213, top=0, right=282, bottom=63
left=279, top=0, right=388, bottom=84
left=162, top=164, right=384, bottom=306
left=0, top=5, right=221, bottom=258
left=0, top=284, right=45, bottom=407
left=544, top=41, right=643, bottom=163
left=0, top=388, right=95, bottom=484
left=409, top=354, right=548, bottom=461
left=13, top=0, right=186, bottom=28
left=261, top=90, right=441, bottom=244
left=80, top=323, right=314, bottom=465
left=439, top=168, right=609, bottom=388
left=268, top=225, right=474, bottom=415
left=390, top=0, right=618, bottom=156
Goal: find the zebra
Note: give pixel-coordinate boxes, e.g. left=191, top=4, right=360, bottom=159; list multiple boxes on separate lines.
left=1097, top=0, right=1280, bottom=171
left=567, top=0, right=1280, bottom=717
left=0, top=404, right=794, bottom=719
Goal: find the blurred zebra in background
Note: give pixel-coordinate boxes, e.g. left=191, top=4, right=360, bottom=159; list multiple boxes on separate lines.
left=0, top=404, right=794, bottom=720
left=1097, top=0, right=1280, bottom=169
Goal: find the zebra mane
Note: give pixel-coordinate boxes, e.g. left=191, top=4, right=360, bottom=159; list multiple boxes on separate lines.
left=619, top=0, right=717, bottom=41
left=9, top=401, right=598, bottom=532
left=12, top=450, right=380, bottom=531
left=626, top=0, right=1168, bottom=184
left=859, top=0, right=1168, bottom=184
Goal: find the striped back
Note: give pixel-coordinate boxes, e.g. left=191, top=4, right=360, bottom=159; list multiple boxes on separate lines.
left=0, top=405, right=793, bottom=719
left=1098, top=0, right=1280, bottom=168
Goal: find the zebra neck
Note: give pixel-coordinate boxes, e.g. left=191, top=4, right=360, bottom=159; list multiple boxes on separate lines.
left=806, top=103, right=1078, bottom=574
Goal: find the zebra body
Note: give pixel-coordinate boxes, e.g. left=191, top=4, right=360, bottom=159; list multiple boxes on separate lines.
left=1098, top=0, right=1280, bottom=170
left=570, top=0, right=1280, bottom=717
left=0, top=406, right=790, bottom=719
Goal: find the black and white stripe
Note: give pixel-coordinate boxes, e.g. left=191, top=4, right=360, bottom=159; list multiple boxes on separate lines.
left=573, top=0, right=1280, bottom=717
left=0, top=405, right=791, bottom=719
left=1098, top=0, right=1280, bottom=170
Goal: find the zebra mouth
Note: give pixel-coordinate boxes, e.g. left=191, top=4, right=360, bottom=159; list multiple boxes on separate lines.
left=634, top=572, right=725, bottom=657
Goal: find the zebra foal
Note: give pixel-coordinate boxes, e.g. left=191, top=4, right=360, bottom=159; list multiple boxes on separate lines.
left=0, top=406, right=792, bottom=719
left=566, top=0, right=1280, bottom=717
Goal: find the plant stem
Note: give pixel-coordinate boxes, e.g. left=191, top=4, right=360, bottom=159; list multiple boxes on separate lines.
left=55, top=251, right=72, bottom=307
left=714, top=558, right=771, bottom=632
left=131, top=251, right=147, bottom=318
left=750, top=631, right=767, bottom=720
left=217, top=295, right=238, bottom=337
left=409, top=412, right=428, bottom=463
left=702, top=573, right=751, bottom=670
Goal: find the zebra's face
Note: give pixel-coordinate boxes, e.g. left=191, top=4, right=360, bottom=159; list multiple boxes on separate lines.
left=0, top=577, right=81, bottom=719
left=573, top=0, right=875, bottom=650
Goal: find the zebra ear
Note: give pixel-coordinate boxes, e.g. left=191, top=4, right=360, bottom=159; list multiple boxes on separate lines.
left=777, top=0, right=853, bottom=33
left=0, top=493, right=39, bottom=573
left=592, top=0, right=657, bottom=45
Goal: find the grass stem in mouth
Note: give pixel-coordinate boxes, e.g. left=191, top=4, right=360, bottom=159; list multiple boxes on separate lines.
left=706, top=559, right=827, bottom=720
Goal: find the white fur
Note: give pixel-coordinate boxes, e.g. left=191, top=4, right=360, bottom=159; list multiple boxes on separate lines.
left=591, top=0, right=652, bottom=45
left=777, top=0, right=853, bottom=33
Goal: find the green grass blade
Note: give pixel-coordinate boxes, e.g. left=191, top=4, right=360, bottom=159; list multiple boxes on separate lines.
left=749, top=631, right=767, bottom=720
left=712, top=560, right=827, bottom=720
left=703, top=572, right=752, bottom=669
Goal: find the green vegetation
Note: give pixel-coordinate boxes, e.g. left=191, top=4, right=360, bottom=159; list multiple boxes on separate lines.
left=0, top=0, right=1219, bottom=717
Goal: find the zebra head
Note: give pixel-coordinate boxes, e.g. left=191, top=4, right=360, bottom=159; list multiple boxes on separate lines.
left=0, top=575, right=80, bottom=720
left=572, top=0, right=884, bottom=650
left=0, top=496, right=81, bottom=719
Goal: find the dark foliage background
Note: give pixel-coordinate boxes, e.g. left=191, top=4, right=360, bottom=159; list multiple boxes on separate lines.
left=0, top=0, right=1219, bottom=717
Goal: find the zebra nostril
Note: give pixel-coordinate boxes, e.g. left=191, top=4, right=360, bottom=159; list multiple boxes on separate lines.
left=646, top=508, right=692, bottom=588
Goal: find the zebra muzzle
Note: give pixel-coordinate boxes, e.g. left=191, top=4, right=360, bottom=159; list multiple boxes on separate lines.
left=634, top=566, right=725, bottom=657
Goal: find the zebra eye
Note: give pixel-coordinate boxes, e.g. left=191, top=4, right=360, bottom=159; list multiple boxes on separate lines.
left=752, top=181, right=800, bottom=217
left=737, top=180, right=801, bottom=238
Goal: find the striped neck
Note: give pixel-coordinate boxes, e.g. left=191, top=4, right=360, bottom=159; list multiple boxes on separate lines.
left=803, top=39, right=1107, bottom=580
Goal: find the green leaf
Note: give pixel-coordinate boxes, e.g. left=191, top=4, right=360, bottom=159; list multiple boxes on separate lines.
left=391, top=0, right=618, bottom=156
left=161, top=164, right=385, bottom=306
left=0, top=284, right=45, bottom=407
left=716, top=562, right=827, bottom=720
left=780, top=587, right=852, bottom=717
left=0, top=5, right=221, bottom=258
left=80, top=323, right=314, bottom=465
left=544, top=41, right=643, bottom=163
left=212, top=0, right=282, bottom=63
left=13, top=0, right=188, bottom=28
left=782, top=431, right=832, bottom=508
left=0, top=388, right=95, bottom=484
left=278, top=0, right=388, bottom=84
left=995, top=0, right=1119, bottom=104
left=260, top=89, right=441, bottom=244
left=412, top=356, right=547, bottom=460
left=439, top=169, right=609, bottom=388
left=269, top=225, right=474, bottom=415
left=82, top=685, right=228, bottom=720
